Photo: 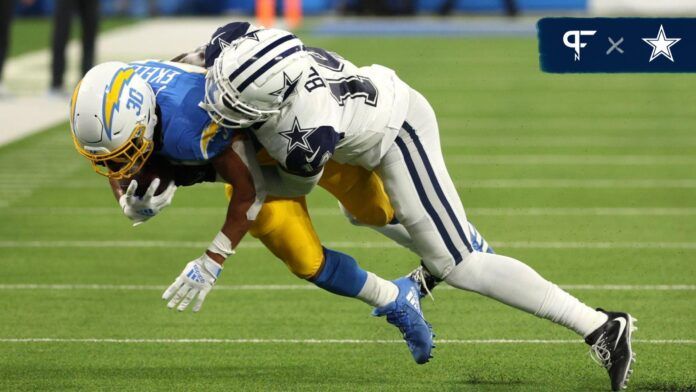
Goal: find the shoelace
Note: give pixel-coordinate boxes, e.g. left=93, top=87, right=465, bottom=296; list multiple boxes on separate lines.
left=589, top=334, right=612, bottom=369
left=410, top=269, right=435, bottom=302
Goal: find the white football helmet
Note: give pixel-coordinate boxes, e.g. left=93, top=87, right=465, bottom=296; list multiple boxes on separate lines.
left=70, top=61, right=158, bottom=179
left=202, top=28, right=310, bottom=128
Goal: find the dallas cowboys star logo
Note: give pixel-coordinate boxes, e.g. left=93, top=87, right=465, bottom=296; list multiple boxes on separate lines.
left=642, top=25, right=681, bottom=63
left=218, top=38, right=231, bottom=50
left=269, top=72, right=302, bottom=102
left=210, top=32, right=231, bottom=51
left=280, top=117, right=316, bottom=154
left=220, top=31, right=261, bottom=52
left=243, top=30, right=260, bottom=42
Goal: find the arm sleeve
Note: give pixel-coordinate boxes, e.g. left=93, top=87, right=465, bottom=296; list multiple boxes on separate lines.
left=229, top=137, right=267, bottom=220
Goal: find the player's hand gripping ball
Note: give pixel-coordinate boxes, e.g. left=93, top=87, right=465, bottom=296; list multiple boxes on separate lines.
left=119, top=178, right=177, bottom=226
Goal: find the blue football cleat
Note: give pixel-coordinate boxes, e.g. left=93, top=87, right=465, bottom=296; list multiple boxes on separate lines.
left=372, top=277, right=434, bottom=364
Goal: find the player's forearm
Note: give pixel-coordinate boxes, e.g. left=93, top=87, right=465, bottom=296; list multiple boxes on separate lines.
left=220, top=212, right=252, bottom=248
left=209, top=146, right=259, bottom=264
left=109, top=178, right=126, bottom=201
left=208, top=197, right=254, bottom=264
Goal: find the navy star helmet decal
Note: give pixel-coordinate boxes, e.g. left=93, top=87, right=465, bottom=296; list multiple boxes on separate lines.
left=270, top=72, right=302, bottom=102
left=229, top=30, right=261, bottom=52
left=242, top=30, right=261, bottom=42
left=211, top=32, right=231, bottom=51
left=205, top=22, right=254, bottom=68
left=280, top=117, right=343, bottom=176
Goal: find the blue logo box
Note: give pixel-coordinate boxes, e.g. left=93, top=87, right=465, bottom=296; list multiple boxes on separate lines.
left=538, top=18, right=696, bottom=73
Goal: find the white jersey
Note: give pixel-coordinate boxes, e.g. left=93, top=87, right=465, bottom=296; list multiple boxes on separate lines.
left=253, top=47, right=410, bottom=175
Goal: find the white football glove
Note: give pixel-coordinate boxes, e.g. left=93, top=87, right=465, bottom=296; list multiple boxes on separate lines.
left=119, top=178, right=177, bottom=226
left=162, top=254, right=223, bottom=312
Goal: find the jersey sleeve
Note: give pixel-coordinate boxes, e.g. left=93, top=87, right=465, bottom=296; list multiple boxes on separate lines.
left=281, top=120, right=342, bottom=176
left=254, top=80, right=344, bottom=177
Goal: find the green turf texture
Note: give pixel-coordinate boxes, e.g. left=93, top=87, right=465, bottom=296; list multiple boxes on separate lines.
left=1, top=36, right=695, bottom=391
left=7, top=17, right=135, bottom=58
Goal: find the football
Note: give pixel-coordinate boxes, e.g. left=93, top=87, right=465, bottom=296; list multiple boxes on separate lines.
left=121, top=156, right=175, bottom=197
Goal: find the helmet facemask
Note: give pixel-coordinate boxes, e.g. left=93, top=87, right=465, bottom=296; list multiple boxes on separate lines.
left=73, top=122, right=154, bottom=180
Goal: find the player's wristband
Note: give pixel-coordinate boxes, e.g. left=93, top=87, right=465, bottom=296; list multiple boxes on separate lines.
left=200, top=253, right=224, bottom=279
left=207, top=231, right=235, bottom=259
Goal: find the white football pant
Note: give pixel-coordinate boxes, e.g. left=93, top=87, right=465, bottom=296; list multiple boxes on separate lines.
left=376, top=87, right=607, bottom=337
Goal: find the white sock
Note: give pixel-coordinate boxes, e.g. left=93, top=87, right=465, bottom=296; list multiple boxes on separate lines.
left=537, top=283, right=608, bottom=337
left=444, top=252, right=608, bottom=337
left=356, top=272, right=399, bottom=308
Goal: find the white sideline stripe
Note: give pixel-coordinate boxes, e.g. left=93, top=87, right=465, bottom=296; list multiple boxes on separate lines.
left=0, top=284, right=692, bottom=291
left=5, top=207, right=696, bottom=217
left=447, top=155, right=696, bottom=165
left=0, top=338, right=692, bottom=345
left=0, top=18, right=235, bottom=147
left=3, top=240, right=696, bottom=250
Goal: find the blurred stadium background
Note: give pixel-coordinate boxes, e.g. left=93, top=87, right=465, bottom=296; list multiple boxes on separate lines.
left=1, top=0, right=695, bottom=390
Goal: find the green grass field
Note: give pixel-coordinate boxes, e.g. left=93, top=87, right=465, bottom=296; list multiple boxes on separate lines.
left=1, top=35, right=695, bottom=391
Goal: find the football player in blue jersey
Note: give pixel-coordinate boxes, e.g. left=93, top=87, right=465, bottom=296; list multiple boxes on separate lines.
left=69, top=58, right=435, bottom=364
left=202, top=26, right=637, bottom=390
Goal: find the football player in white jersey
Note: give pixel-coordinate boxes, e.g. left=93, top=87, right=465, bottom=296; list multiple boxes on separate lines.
left=203, top=28, right=636, bottom=391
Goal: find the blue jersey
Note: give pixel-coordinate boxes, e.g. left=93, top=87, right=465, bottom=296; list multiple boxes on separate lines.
left=130, top=60, right=235, bottom=162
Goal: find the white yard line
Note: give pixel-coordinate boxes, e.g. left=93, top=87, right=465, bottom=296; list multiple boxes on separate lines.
left=494, top=241, right=696, bottom=250
left=3, top=240, right=696, bottom=250
left=468, top=207, right=696, bottom=216
left=4, top=206, right=696, bottom=217
left=0, top=284, right=692, bottom=291
left=455, top=179, right=696, bottom=188
left=439, top=135, right=696, bottom=148
left=0, top=338, right=692, bottom=344
left=29, top=178, right=696, bottom=190
left=0, top=206, right=343, bottom=216
left=447, top=155, right=696, bottom=165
